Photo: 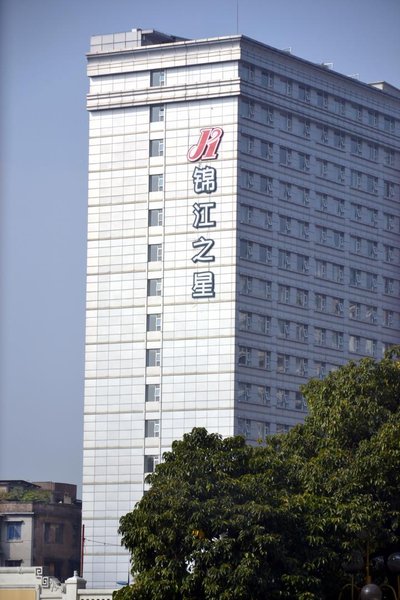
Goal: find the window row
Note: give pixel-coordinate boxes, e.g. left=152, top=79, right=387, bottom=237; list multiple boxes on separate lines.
left=238, top=382, right=306, bottom=411
left=240, top=72, right=397, bottom=132
left=241, top=122, right=397, bottom=170
left=241, top=168, right=399, bottom=205
left=278, top=182, right=400, bottom=231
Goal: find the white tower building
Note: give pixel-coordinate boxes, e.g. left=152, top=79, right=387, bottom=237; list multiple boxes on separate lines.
left=83, top=29, right=400, bottom=587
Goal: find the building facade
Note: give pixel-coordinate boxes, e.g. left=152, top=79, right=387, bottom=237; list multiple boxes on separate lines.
left=0, top=481, right=81, bottom=581
left=83, top=29, right=400, bottom=587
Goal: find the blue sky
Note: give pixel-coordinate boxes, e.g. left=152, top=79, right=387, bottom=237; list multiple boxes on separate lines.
left=1, top=0, right=399, bottom=493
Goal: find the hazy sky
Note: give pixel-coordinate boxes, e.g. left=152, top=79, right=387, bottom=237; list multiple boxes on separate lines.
left=1, top=0, right=399, bottom=495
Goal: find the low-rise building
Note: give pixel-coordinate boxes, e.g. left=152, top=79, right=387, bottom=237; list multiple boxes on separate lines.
left=0, top=481, right=81, bottom=581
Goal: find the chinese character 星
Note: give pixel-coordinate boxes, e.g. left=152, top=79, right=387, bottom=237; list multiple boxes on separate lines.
left=192, top=271, right=215, bottom=298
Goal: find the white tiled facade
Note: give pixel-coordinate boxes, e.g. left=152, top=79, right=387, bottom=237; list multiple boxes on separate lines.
left=83, top=29, right=400, bottom=587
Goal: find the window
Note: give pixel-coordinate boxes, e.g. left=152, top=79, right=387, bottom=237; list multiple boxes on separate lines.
left=6, top=522, right=22, bottom=541
left=368, top=110, right=378, bottom=127
left=240, top=239, right=253, bottom=260
left=243, top=170, right=254, bottom=189
left=367, top=241, right=378, bottom=259
left=278, top=285, right=290, bottom=304
left=334, top=130, right=345, bottom=149
left=366, top=273, right=377, bottom=291
left=242, top=62, right=255, bottom=81
left=384, top=148, right=395, bottom=166
left=260, top=175, right=273, bottom=195
left=366, top=306, right=377, bottom=324
left=255, top=421, right=270, bottom=438
left=317, top=90, right=328, bottom=109
left=147, top=313, right=162, bottom=332
left=296, top=357, right=308, bottom=376
left=301, top=119, right=311, bottom=138
left=238, top=418, right=251, bottom=437
left=242, top=99, right=255, bottom=119
left=259, top=244, right=272, bottom=264
left=261, top=104, right=274, bottom=125
left=144, top=455, right=160, bottom=473
left=296, top=254, right=309, bottom=273
left=146, top=384, right=161, bottom=402
left=278, top=319, right=290, bottom=338
left=334, top=97, right=345, bottom=115
left=296, top=288, right=308, bottom=308
left=148, top=278, right=162, bottom=296
left=296, top=323, right=308, bottom=342
left=276, top=423, right=290, bottom=434
left=315, top=328, right=326, bottom=346
left=261, top=70, right=274, bottom=88
left=148, top=208, right=163, bottom=227
left=350, top=268, right=361, bottom=287
left=385, top=245, right=395, bottom=263
left=148, top=244, right=162, bottom=262
left=149, top=139, right=164, bottom=157
left=316, top=260, right=327, bottom=278
left=258, top=350, right=270, bottom=369
left=257, top=385, right=271, bottom=405
left=295, top=392, right=307, bottom=411
left=279, top=147, right=292, bottom=166
left=145, top=419, right=160, bottom=437
left=149, top=174, right=164, bottom=192
left=384, top=310, right=394, bottom=327
left=276, top=388, right=289, bottom=407
left=349, top=335, right=360, bottom=353
left=44, top=523, right=64, bottom=544
left=333, top=298, right=344, bottom=316
left=315, top=293, right=327, bottom=312
left=146, top=348, right=161, bottom=367
left=278, top=249, right=291, bottom=269
left=150, top=104, right=165, bottom=122
left=332, top=331, right=343, bottom=350
left=238, top=382, right=251, bottom=402
left=299, top=153, right=310, bottom=172
left=384, top=181, right=395, bottom=199
left=367, top=175, right=378, bottom=194
left=351, top=170, right=362, bottom=189
left=351, top=137, right=362, bottom=155
left=385, top=213, right=395, bottom=231
left=277, top=354, right=290, bottom=374
left=260, top=141, right=273, bottom=160
left=279, top=216, right=291, bottom=234
left=150, top=70, right=165, bottom=87
left=384, top=116, right=395, bottom=133
left=368, top=143, right=378, bottom=161
left=349, top=302, right=361, bottom=320
left=365, top=339, right=377, bottom=356
left=239, top=311, right=252, bottom=331
left=238, top=346, right=251, bottom=367
left=352, top=104, right=363, bottom=121
left=298, top=85, right=310, bottom=103
left=384, top=277, right=394, bottom=295
left=315, top=361, right=326, bottom=379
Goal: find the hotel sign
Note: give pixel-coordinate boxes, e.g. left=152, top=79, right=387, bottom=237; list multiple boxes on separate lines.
left=187, top=128, right=223, bottom=299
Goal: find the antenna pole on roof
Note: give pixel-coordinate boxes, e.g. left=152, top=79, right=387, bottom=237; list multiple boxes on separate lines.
left=236, top=0, right=239, bottom=34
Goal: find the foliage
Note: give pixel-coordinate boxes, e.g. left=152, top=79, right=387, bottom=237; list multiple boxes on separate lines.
left=115, top=348, right=400, bottom=600
left=0, top=487, right=51, bottom=503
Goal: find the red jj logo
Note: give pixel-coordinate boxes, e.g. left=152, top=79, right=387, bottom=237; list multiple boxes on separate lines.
left=187, top=127, right=224, bottom=162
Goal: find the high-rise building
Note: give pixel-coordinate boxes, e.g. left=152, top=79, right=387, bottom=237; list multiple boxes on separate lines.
left=83, top=28, right=400, bottom=587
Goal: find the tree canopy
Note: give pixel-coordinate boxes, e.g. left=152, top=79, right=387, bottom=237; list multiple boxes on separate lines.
left=115, top=349, right=400, bottom=600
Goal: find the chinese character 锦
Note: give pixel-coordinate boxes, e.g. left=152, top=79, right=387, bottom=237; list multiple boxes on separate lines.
left=192, top=271, right=215, bottom=298
left=193, top=201, right=216, bottom=229
left=192, top=236, right=215, bottom=263
left=192, top=165, right=217, bottom=194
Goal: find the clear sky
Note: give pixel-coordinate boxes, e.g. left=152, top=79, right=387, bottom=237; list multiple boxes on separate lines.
left=0, top=0, right=399, bottom=495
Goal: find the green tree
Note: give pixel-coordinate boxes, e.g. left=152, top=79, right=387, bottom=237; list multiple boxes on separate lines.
left=115, top=349, right=400, bottom=600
